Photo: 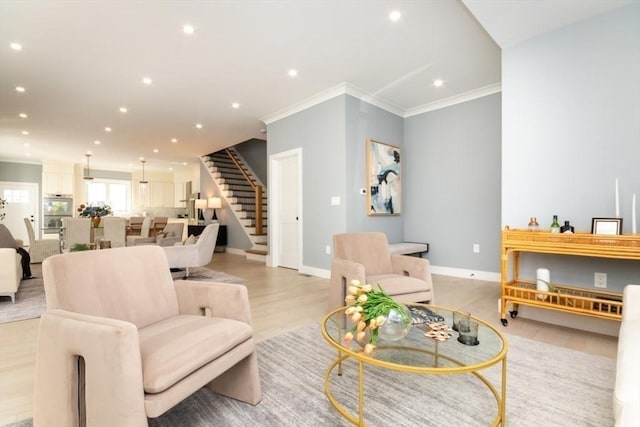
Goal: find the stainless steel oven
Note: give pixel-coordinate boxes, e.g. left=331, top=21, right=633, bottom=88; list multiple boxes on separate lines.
left=43, top=195, right=73, bottom=235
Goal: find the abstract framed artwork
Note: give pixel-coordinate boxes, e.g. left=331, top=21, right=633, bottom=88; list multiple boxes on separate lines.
left=366, top=139, right=401, bottom=215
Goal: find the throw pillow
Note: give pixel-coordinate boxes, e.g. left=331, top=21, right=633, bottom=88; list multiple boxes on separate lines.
left=184, top=234, right=198, bottom=245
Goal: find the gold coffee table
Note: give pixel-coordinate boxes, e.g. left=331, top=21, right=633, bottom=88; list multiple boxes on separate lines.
left=321, top=304, right=508, bottom=426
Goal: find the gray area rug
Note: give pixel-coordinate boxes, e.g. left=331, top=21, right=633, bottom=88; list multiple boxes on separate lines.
left=3, top=323, right=616, bottom=426
left=0, top=266, right=244, bottom=324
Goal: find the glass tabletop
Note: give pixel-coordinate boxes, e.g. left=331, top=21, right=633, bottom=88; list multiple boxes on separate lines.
left=322, top=303, right=507, bottom=373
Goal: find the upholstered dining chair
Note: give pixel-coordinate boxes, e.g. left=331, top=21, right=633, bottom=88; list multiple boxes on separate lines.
left=151, top=216, right=168, bottom=236
left=61, top=217, right=91, bottom=252
left=134, top=222, right=184, bottom=247
left=23, top=218, right=59, bottom=263
left=127, top=216, right=144, bottom=236
left=102, top=216, right=127, bottom=248
left=330, top=232, right=434, bottom=309
left=163, top=223, right=219, bottom=278
left=34, top=245, right=261, bottom=426
left=126, top=216, right=152, bottom=246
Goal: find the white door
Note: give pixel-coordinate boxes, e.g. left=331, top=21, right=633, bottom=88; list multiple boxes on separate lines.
left=0, top=181, right=40, bottom=243
left=270, top=149, right=301, bottom=270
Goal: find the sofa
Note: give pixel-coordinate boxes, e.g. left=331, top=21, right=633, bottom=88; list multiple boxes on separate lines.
left=0, top=248, right=22, bottom=303
left=613, top=284, right=640, bottom=426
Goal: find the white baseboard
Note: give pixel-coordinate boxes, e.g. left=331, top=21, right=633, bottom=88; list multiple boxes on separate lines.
left=430, top=265, right=500, bottom=282
left=300, top=265, right=330, bottom=279
left=224, top=247, right=246, bottom=256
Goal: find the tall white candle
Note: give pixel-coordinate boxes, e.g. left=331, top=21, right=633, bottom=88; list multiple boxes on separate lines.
left=615, top=178, right=620, bottom=218
left=633, top=193, right=637, bottom=234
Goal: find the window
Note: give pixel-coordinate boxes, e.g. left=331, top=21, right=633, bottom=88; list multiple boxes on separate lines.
left=85, top=179, right=130, bottom=214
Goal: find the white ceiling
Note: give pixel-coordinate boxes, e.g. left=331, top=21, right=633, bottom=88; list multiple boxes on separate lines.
left=0, top=0, right=633, bottom=172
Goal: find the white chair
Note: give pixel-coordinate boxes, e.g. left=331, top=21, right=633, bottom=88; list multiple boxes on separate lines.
left=163, top=224, right=219, bottom=278
left=126, top=217, right=152, bottom=246
left=23, top=218, right=60, bottom=263
left=134, top=223, right=184, bottom=247
left=61, top=217, right=91, bottom=251
left=102, top=217, right=127, bottom=248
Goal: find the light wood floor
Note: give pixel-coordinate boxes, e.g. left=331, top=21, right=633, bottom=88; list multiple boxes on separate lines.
left=0, top=252, right=619, bottom=425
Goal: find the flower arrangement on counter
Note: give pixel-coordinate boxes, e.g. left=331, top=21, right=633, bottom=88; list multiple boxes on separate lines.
left=77, top=204, right=112, bottom=217
left=343, top=280, right=411, bottom=356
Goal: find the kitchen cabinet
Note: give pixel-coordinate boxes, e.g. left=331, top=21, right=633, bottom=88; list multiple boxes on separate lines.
left=148, top=182, right=174, bottom=207
left=174, top=182, right=186, bottom=208
left=43, top=172, right=73, bottom=195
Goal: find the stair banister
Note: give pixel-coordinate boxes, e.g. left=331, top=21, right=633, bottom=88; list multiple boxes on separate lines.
left=224, top=149, right=264, bottom=235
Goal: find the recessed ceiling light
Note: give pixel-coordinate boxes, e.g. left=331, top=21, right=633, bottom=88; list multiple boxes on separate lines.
left=94, top=140, right=101, bottom=145
left=182, top=162, right=187, bottom=166
left=23, top=143, right=30, bottom=148
left=142, top=77, right=152, bottom=85
left=21, top=130, right=29, bottom=135
left=288, top=69, right=298, bottom=78
left=104, top=127, right=112, bottom=132
left=10, top=42, right=22, bottom=51
left=153, top=148, right=159, bottom=153
left=195, top=123, right=203, bottom=129
left=389, top=11, right=402, bottom=22
left=25, top=152, right=31, bottom=157
left=433, top=79, right=444, bottom=87
left=19, top=113, right=27, bottom=119
left=86, top=150, right=93, bottom=155
left=15, top=86, right=25, bottom=92
left=231, top=102, right=240, bottom=109
left=183, top=24, right=195, bottom=34
left=168, top=167, right=173, bottom=171
left=171, top=138, right=178, bottom=143
left=119, top=107, right=128, bottom=113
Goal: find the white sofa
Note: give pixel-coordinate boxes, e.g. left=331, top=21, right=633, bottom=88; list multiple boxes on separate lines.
left=613, top=284, right=640, bottom=426
left=0, top=248, right=22, bottom=303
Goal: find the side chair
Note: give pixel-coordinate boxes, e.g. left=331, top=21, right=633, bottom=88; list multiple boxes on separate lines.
left=23, top=218, right=59, bottom=262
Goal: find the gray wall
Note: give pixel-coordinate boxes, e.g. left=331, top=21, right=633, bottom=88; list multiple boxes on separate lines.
left=267, top=96, right=347, bottom=269
left=502, top=3, right=640, bottom=292
left=345, top=95, right=404, bottom=242
left=404, top=93, right=502, bottom=272
left=236, top=139, right=267, bottom=184
left=0, top=161, right=43, bottom=201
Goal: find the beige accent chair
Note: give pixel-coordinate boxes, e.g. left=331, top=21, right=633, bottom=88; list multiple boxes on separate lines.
left=134, top=223, right=185, bottom=247
left=163, top=223, right=219, bottom=278
left=0, top=224, right=23, bottom=302
left=102, top=217, right=127, bottom=248
left=23, top=218, right=59, bottom=263
left=126, top=217, right=152, bottom=246
left=34, top=245, right=261, bottom=426
left=61, top=217, right=91, bottom=251
left=330, top=232, right=434, bottom=309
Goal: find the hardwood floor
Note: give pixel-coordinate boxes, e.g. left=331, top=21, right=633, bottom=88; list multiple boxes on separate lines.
left=0, top=252, right=619, bottom=425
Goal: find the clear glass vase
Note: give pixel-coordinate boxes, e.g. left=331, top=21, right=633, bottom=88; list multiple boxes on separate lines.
left=378, top=305, right=411, bottom=341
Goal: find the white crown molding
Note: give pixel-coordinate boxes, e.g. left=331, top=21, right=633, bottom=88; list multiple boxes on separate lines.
left=404, top=82, right=502, bottom=118
left=261, top=81, right=502, bottom=125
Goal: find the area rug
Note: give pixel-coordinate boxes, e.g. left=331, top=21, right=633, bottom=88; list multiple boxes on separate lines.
left=0, top=266, right=244, bottom=324
left=5, top=323, right=615, bottom=427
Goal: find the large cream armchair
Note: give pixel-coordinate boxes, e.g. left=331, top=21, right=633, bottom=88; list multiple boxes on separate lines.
left=34, top=245, right=261, bottom=426
left=330, top=232, right=434, bottom=309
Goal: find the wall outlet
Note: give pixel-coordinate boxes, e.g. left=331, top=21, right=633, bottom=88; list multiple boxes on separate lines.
left=325, top=245, right=331, bottom=255
left=594, top=272, right=607, bottom=288
left=473, top=243, right=480, bottom=253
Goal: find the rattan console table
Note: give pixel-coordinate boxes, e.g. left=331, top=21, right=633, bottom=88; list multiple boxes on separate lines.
left=499, top=227, right=636, bottom=326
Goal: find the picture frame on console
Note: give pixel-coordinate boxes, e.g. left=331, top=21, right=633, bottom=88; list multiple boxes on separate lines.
left=366, top=139, right=401, bottom=216
left=591, top=217, right=623, bottom=235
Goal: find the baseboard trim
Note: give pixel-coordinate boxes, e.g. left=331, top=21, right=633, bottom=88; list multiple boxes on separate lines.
left=430, top=265, right=500, bottom=282
left=299, top=265, right=330, bottom=279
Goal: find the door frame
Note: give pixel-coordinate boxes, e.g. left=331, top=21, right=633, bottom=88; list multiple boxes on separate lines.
left=268, top=148, right=302, bottom=269
left=0, top=181, right=41, bottom=242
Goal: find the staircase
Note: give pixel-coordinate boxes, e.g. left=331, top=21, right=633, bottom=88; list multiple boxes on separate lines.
left=202, top=148, right=268, bottom=261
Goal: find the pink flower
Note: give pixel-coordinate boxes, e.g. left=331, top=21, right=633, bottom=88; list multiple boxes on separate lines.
left=364, top=343, right=376, bottom=355
left=356, top=331, right=367, bottom=343
left=343, top=332, right=354, bottom=343
left=351, top=312, right=362, bottom=322
left=356, top=321, right=367, bottom=332
left=357, top=294, right=368, bottom=303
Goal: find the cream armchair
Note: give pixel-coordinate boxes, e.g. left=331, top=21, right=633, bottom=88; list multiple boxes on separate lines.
left=330, top=232, right=434, bottom=309
left=163, top=223, right=219, bottom=278
left=34, top=245, right=261, bottom=426
left=0, top=248, right=22, bottom=303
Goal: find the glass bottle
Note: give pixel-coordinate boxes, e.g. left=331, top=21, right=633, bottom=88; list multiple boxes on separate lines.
left=550, top=215, right=560, bottom=233
left=528, top=217, right=539, bottom=231
left=560, top=221, right=574, bottom=234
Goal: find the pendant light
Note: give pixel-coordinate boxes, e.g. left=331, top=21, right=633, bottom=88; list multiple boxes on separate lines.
left=83, top=153, right=94, bottom=180
left=139, top=159, right=148, bottom=189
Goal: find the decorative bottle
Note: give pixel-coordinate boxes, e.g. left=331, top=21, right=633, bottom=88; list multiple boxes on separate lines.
left=550, top=215, right=560, bottom=233
left=528, top=217, right=539, bottom=231
left=560, top=221, right=574, bottom=234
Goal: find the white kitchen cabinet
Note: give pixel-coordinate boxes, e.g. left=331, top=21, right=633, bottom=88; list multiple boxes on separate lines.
left=174, top=182, right=186, bottom=208
left=43, top=172, right=73, bottom=195
left=148, top=182, right=174, bottom=207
